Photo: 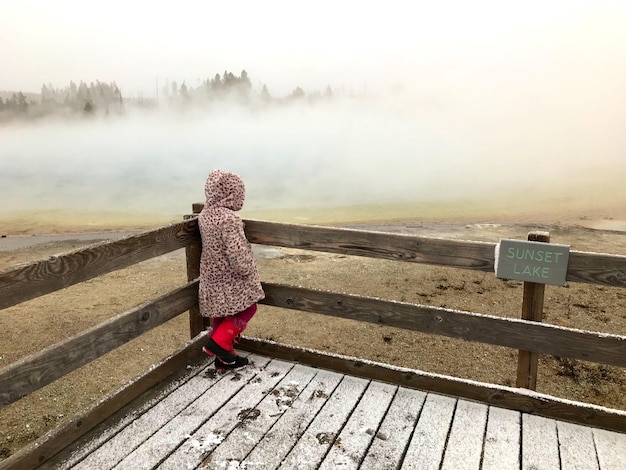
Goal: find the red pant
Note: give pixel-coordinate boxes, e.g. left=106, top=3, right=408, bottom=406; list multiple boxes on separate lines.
left=211, top=303, right=257, bottom=333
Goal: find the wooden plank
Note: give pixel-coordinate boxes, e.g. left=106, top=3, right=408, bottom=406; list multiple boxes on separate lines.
left=112, top=354, right=275, bottom=470
left=359, top=387, right=426, bottom=470
left=237, top=338, right=626, bottom=434
left=15, top=338, right=626, bottom=470
left=318, top=380, right=397, bottom=469
left=277, top=375, right=369, bottom=469
left=179, top=212, right=626, bottom=288
left=260, top=283, right=626, bottom=367
left=593, top=428, right=626, bottom=470
left=203, top=364, right=319, bottom=468
left=0, top=333, right=208, bottom=470
left=516, top=232, right=549, bottom=390
left=199, top=208, right=626, bottom=288
left=567, top=250, right=626, bottom=288
left=481, top=406, right=521, bottom=470
left=44, top=361, right=212, bottom=469
left=241, top=369, right=343, bottom=468
left=0, top=219, right=199, bottom=310
left=556, top=421, right=600, bottom=470
left=440, top=399, right=489, bottom=470
left=184, top=220, right=205, bottom=338
left=156, top=358, right=296, bottom=470
left=401, top=393, right=457, bottom=470
left=0, top=281, right=198, bottom=408
left=244, top=219, right=496, bottom=271
left=522, top=414, right=559, bottom=470
left=62, top=361, right=223, bottom=469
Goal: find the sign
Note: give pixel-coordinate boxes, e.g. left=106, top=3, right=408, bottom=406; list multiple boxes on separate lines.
left=495, top=239, right=570, bottom=286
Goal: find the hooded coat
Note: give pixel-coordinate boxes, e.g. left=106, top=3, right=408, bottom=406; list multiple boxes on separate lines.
left=198, top=170, right=265, bottom=318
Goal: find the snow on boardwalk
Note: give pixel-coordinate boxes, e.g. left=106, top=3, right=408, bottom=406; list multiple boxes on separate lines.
left=45, top=354, right=626, bottom=470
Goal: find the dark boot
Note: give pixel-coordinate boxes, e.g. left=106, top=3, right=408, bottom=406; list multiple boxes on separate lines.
left=203, top=338, right=237, bottom=363
left=214, top=355, right=249, bottom=371
left=202, top=318, right=243, bottom=363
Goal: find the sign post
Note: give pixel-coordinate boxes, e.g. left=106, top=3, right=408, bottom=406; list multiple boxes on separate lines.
left=519, top=232, right=549, bottom=390
left=495, top=231, right=571, bottom=390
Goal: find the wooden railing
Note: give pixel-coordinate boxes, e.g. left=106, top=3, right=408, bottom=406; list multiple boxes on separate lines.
left=0, top=221, right=200, bottom=407
left=1, top=214, right=625, bottom=434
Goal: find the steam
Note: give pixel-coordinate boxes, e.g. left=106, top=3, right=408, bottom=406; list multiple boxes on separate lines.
left=0, top=84, right=624, bottom=221
left=1, top=1, right=625, bottom=223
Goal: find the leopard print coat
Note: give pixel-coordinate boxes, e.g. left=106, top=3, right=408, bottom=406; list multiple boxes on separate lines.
left=198, top=170, right=265, bottom=318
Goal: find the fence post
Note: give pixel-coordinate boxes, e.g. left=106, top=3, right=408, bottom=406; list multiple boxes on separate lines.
left=515, top=231, right=550, bottom=390
left=185, top=205, right=208, bottom=339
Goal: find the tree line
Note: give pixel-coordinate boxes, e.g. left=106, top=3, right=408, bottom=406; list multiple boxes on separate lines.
left=0, top=70, right=335, bottom=122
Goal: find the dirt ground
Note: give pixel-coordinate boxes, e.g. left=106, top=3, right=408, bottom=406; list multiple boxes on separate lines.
left=0, top=213, right=625, bottom=460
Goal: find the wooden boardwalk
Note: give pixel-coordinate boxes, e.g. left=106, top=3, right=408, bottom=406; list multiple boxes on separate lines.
left=40, top=353, right=625, bottom=470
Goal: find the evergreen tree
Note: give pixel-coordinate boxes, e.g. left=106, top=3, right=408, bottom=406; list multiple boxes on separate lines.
left=210, top=73, right=222, bottom=93
left=287, top=87, right=305, bottom=101
left=84, top=100, right=94, bottom=114
left=261, top=84, right=271, bottom=102
left=15, top=92, right=28, bottom=112
left=180, top=81, right=189, bottom=100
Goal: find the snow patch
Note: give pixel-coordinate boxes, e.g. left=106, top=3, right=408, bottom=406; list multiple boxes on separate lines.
left=185, top=431, right=223, bottom=451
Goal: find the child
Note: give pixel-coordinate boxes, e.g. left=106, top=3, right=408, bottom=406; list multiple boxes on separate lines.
left=198, top=169, right=265, bottom=370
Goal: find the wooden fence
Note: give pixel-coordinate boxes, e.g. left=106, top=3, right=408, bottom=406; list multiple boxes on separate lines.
left=0, top=212, right=625, bottom=465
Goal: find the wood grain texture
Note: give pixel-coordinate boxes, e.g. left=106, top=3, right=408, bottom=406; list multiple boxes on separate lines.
left=0, top=333, right=208, bottom=470
left=242, top=369, right=344, bottom=468
left=0, top=281, right=198, bottom=408
left=156, top=357, right=291, bottom=470
left=185, top=232, right=204, bottom=338
left=244, top=218, right=626, bottom=288
left=2, top=216, right=626, bottom=468
left=0, top=219, right=199, bottom=310
left=244, top=219, right=496, bottom=271
left=516, top=231, right=549, bottom=390
left=236, top=337, right=626, bottom=434
left=567, top=250, right=626, bottom=288
left=195, top=209, right=626, bottom=287
left=7, top=338, right=626, bottom=469
left=260, top=282, right=626, bottom=367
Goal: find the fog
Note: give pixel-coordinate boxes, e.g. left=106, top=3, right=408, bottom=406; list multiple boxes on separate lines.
left=2, top=2, right=625, bottom=225
left=1, top=83, right=624, bottom=222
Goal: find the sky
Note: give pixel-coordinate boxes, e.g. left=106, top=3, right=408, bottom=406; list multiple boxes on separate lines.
left=1, top=0, right=625, bottom=224
left=2, top=0, right=626, bottom=98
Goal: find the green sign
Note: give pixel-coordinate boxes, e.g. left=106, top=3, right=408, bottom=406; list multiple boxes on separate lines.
left=495, top=239, right=570, bottom=285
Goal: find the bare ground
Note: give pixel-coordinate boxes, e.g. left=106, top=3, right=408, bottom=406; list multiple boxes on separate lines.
left=1, top=220, right=625, bottom=460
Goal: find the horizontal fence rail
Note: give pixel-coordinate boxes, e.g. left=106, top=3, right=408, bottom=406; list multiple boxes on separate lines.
left=244, top=220, right=497, bottom=270
left=260, top=283, right=626, bottom=368
left=0, top=220, right=199, bottom=310
left=2, top=218, right=625, bottom=314
left=566, top=251, right=626, bottom=286
left=243, top=219, right=626, bottom=288
left=0, top=281, right=198, bottom=408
